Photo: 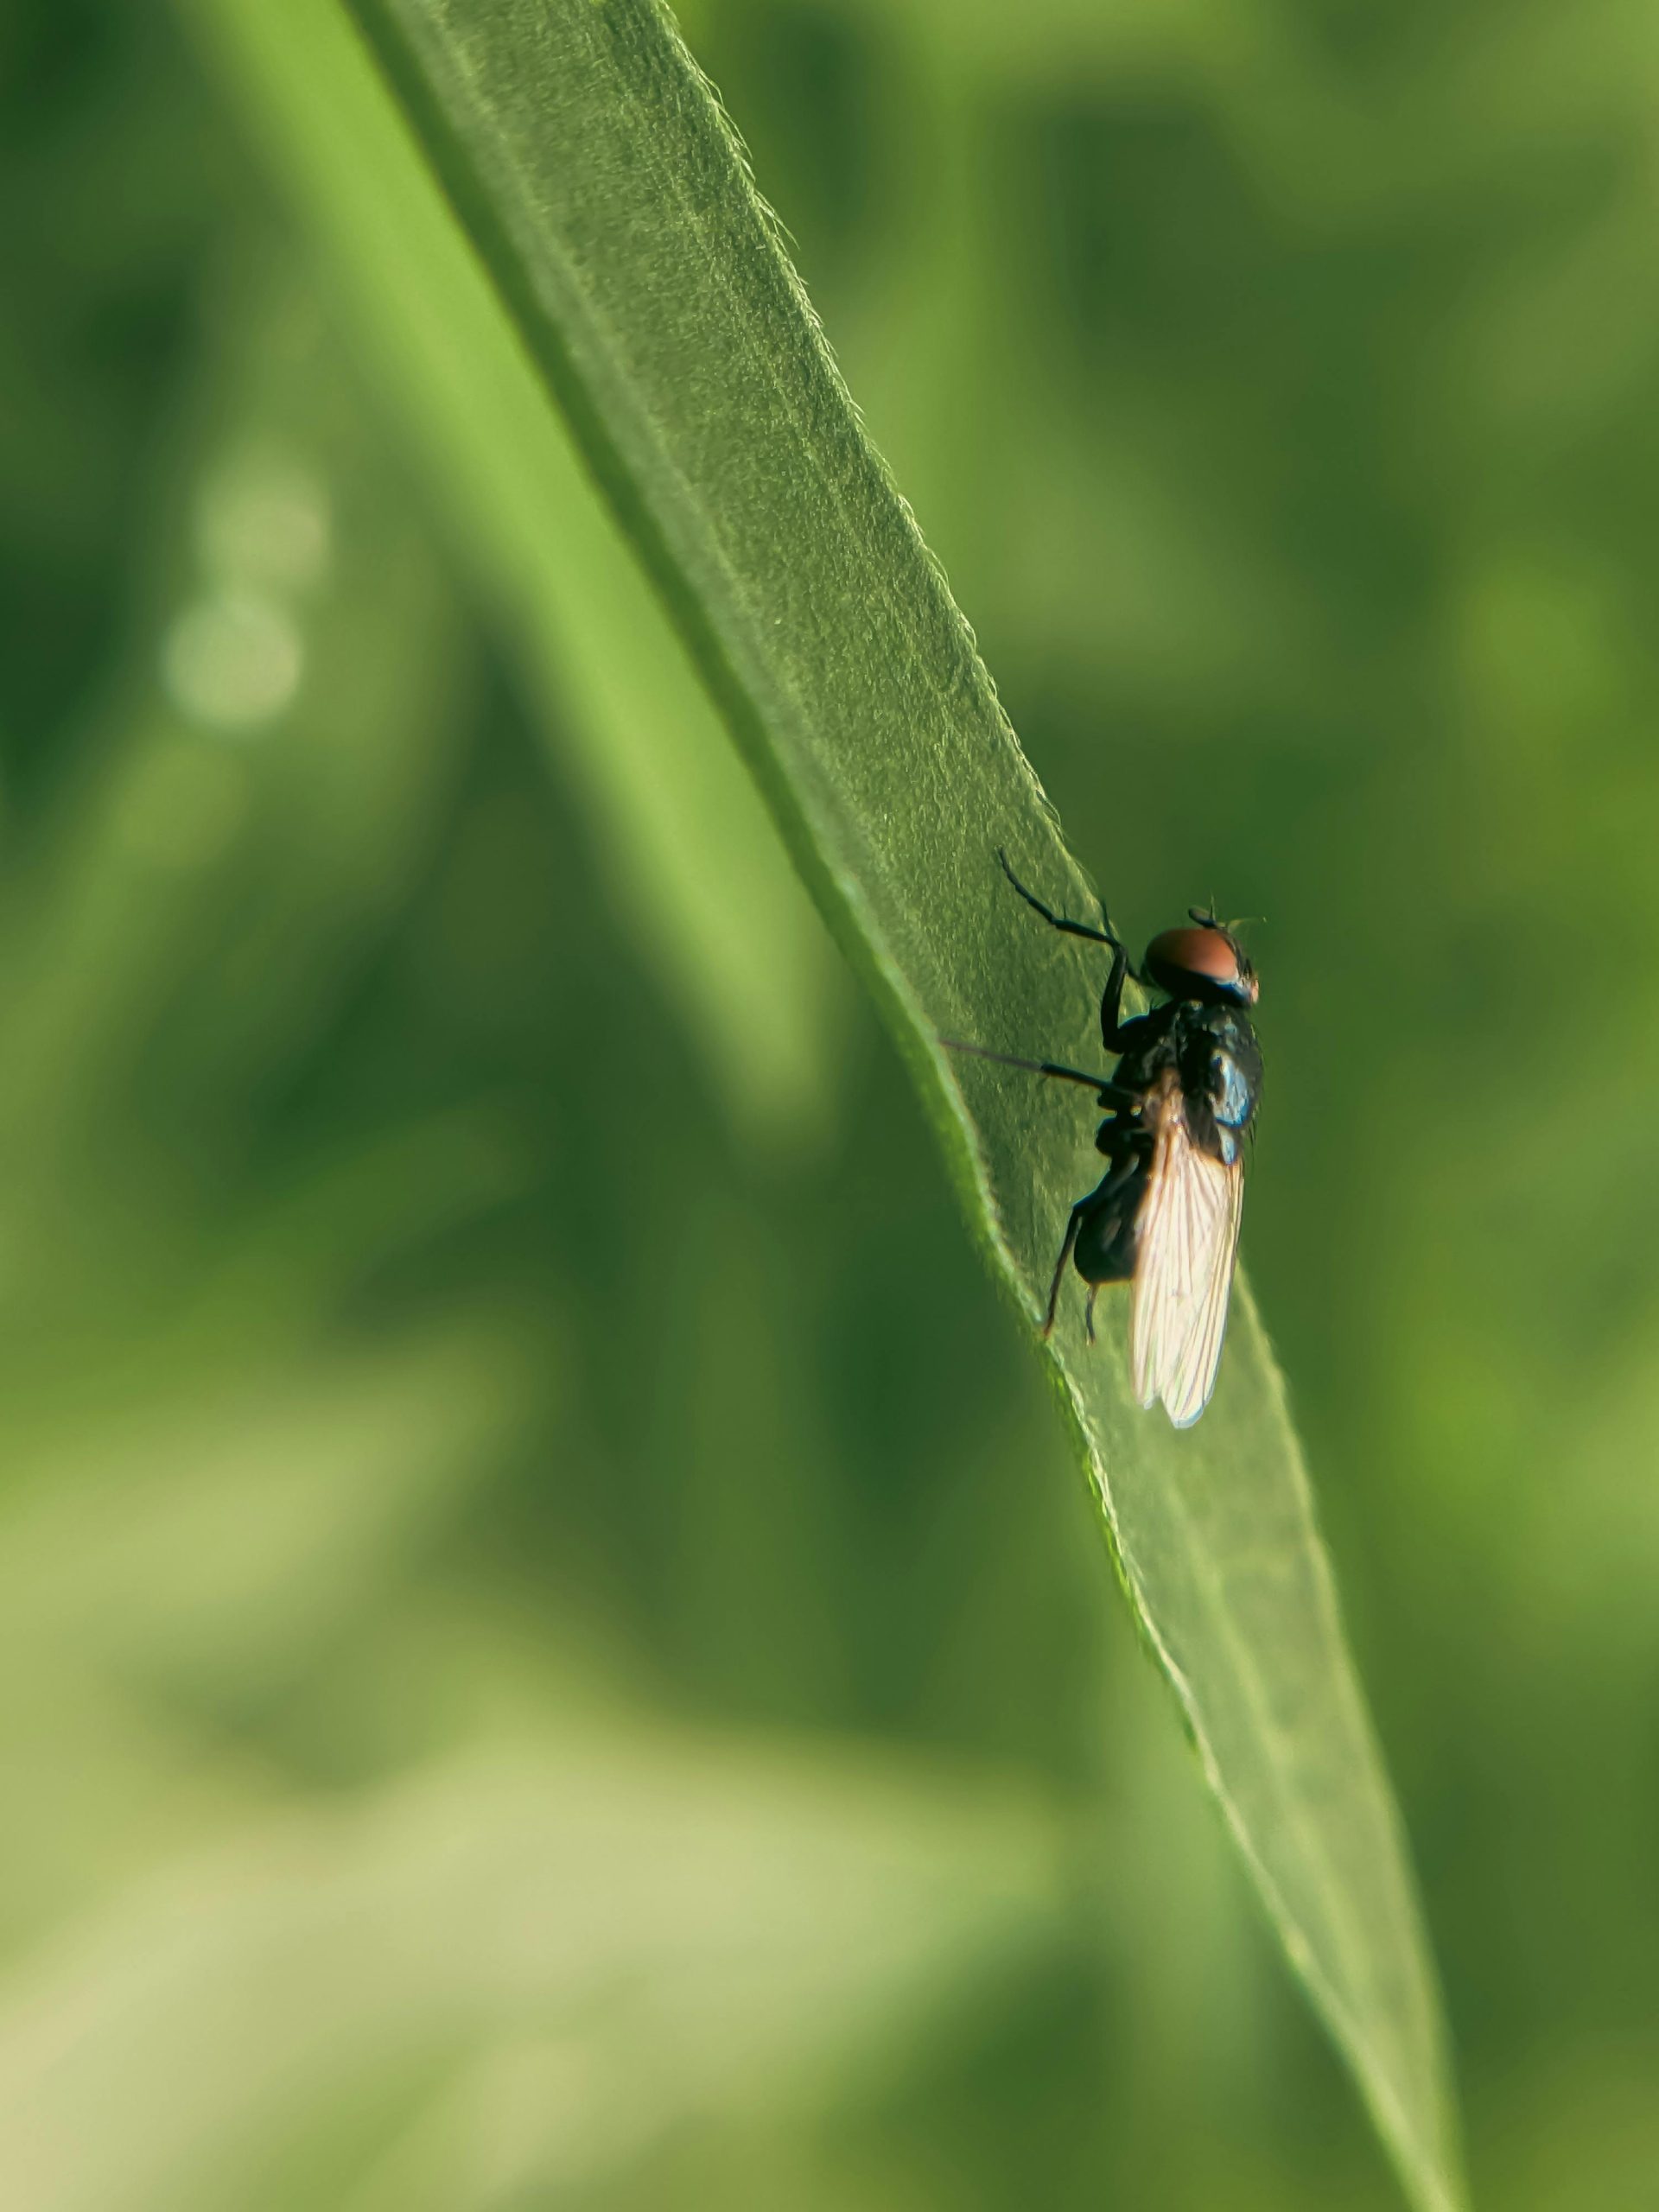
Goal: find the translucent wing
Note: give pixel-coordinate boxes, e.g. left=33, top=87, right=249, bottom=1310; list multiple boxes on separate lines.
left=1130, top=1074, right=1245, bottom=1429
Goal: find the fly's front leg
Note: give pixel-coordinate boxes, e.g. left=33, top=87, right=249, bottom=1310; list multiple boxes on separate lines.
left=1098, top=937, right=1135, bottom=1052
left=998, top=849, right=1122, bottom=953
left=995, top=849, right=1143, bottom=1051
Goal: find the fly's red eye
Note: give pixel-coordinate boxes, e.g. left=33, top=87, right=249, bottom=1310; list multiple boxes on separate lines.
left=1148, top=926, right=1237, bottom=984
left=1145, top=925, right=1255, bottom=1002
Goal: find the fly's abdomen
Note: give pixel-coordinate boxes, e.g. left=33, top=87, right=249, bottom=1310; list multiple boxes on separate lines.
left=1072, top=1160, right=1147, bottom=1284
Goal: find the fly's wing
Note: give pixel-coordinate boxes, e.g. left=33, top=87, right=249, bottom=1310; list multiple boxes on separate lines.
left=1129, top=1075, right=1245, bottom=1429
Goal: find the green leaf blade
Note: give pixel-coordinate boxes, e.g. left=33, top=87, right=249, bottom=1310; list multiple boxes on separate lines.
left=333, top=3, right=1465, bottom=2203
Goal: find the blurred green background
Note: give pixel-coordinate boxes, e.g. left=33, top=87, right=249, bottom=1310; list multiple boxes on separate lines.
left=3, top=2, right=1656, bottom=2205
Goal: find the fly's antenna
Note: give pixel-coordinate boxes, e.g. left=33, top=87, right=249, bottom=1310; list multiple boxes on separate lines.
left=1189, top=904, right=1266, bottom=938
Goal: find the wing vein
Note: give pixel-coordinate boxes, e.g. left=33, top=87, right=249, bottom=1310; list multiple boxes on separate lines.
left=1129, top=1074, right=1244, bottom=1427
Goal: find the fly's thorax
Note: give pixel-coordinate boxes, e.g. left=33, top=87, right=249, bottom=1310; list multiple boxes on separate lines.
left=1109, top=1004, right=1181, bottom=1099
left=1172, top=1004, right=1262, bottom=1163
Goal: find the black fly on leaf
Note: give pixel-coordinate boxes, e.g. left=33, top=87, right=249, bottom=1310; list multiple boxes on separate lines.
left=946, top=851, right=1262, bottom=1429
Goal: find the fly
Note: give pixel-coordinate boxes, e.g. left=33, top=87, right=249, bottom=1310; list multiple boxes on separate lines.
left=947, top=851, right=1262, bottom=1428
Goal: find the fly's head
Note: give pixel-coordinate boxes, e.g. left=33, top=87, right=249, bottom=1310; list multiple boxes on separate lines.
left=1143, top=908, right=1258, bottom=1009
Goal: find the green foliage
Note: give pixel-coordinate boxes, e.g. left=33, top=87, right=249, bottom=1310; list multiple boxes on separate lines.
left=181, top=0, right=839, bottom=1147
left=256, top=0, right=1461, bottom=2201
left=16, top=0, right=1659, bottom=2205
left=0, top=245, right=1071, bottom=2206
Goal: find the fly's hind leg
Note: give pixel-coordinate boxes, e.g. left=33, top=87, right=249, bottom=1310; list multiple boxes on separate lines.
left=1042, top=1205, right=1085, bottom=1338
left=1048, top=1166, right=1137, bottom=1343
left=1067, top=1146, right=1147, bottom=1338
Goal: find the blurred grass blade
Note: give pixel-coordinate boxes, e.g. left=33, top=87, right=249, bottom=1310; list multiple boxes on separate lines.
left=321, top=2, right=1460, bottom=2203
left=0, top=1724, right=1064, bottom=2210
left=176, top=0, right=840, bottom=1149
